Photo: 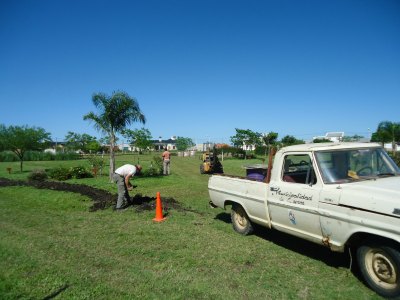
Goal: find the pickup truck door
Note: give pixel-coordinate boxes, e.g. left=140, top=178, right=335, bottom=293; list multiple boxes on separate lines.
left=267, top=153, right=323, bottom=244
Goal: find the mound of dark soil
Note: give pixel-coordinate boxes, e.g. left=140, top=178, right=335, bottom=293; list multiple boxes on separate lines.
left=0, top=177, right=197, bottom=214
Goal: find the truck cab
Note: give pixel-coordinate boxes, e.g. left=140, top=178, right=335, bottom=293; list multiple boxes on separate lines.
left=208, top=143, right=400, bottom=297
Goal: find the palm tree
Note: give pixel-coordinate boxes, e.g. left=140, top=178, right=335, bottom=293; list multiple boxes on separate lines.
left=83, top=91, right=146, bottom=181
left=262, top=131, right=278, bottom=157
left=372, top=121, right=400, bottom=154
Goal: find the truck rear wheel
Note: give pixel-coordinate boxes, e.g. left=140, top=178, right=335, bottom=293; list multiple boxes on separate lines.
left=231, top=204, right=253, bottom=235
left=357, top=242, right=400, bottom=298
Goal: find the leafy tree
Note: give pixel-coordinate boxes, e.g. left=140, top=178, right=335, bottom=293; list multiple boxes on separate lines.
left=230, top=128, right=262, bottom=159
left=86, top=140, right=101, bottom=153
left=0, top=124, right=51, bottom=172
left=371, top=121, right=400, bottom=154
left=83, top=91, right=146, bottom=181
left=175, top=137, right=195, bottom=151
left=64, top=131, right=98, bottom=153
left=123, top=128, right=153, bottom=154
left=281, top=135, right=305, bottom=147
left=230, top=128, right=262, bottom=148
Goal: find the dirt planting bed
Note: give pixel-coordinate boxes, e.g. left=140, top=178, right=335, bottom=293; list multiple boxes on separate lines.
left=0, top=177, right=197, bottom=214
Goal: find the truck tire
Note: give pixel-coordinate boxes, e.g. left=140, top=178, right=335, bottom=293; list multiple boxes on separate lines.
left=357, top=242, right=400, bottom=298
left=231, top=204, right=253, bottom=235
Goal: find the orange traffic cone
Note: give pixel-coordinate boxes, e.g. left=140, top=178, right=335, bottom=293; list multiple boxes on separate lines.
left=153, top=192, right=166, bottom=222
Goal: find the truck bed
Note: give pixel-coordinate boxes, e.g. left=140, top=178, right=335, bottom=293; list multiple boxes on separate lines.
left=208, top=174, right=271, bottom=227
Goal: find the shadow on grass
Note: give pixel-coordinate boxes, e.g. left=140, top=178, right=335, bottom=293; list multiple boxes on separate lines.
left=42, top=283, right=70, bottom=300
left=214, top=212, right=351, bottom=270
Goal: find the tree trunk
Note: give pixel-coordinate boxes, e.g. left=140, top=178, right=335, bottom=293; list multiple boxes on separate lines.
left=393, top=140, right=396, bottom=156
left=14, top=150, right=23, bottom=172
left=109, top=133, right=116, bottom=182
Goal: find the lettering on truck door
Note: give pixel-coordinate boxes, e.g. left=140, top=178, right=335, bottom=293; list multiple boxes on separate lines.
left=268, top=153, right=323, bottom=244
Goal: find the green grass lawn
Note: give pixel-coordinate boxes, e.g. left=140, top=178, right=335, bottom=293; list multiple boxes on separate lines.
left=0, top=154, right=382, bottom=299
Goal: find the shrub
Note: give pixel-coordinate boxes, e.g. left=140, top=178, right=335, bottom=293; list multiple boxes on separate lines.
left=24, top=151, right=43, bottom=161
left=87, top=155, right=105, bottom=175
left=43, top=152, right=55, bottom=161
left=0, top=151, right=18, bottom=162
left=152, top=156, right=163, bottom=174
left=24, top=151, right=55, bottom=161
left=70, top=166, right=93, bottom=179
left=214, top=147, right=245, bottom=158
left=28, top=169, right=48, bottom=181
left=141, top=167, right=160, bottom=177
left=140, top=156, right=163, bottom=177
left=54, top=152, right=81, bottom=161
left=0, top=150, right=81, bottom=162
left=48, top=167, right=72, bottom=181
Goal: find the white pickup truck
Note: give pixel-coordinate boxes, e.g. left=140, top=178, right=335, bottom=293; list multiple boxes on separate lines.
left=208, top=143, right=400, bottom=297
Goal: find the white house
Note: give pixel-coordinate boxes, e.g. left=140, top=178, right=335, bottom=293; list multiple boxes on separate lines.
left=153, top=136, right=177, bottom=151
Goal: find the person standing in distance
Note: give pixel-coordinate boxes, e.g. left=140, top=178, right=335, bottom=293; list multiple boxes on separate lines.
left=162, top=147, right=171, bottom=175
left=112, top=164, right=142, bottom=210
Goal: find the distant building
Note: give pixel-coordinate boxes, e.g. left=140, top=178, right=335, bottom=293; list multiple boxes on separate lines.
left=115, top=136, right=178, bottom=152
left=313, top=132, right=344, bottom=143
left=194, top=142, right=213, bottom=152
left=152, top=136, right=177, bottom=151
left=118, top=143, right=136, bottom=152
left=44, top=141, right=67, bottom=154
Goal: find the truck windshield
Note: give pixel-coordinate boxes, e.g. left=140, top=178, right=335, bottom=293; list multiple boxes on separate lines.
left=315, top=147, right=400, bottom=184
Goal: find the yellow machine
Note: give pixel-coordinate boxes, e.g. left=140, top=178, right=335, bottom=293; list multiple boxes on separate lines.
left=200, top=148, right=223, bottom=174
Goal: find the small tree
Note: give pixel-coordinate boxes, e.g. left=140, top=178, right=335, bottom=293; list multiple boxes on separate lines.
left=123, top=128, right=153, bottom=154
left=175, top=137, right=195, bottom=151
left=0, top=124, right=52, bottom=172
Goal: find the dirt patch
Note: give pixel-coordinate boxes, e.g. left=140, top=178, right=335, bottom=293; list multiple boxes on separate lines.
left=0, top=177, right=199, bottom=214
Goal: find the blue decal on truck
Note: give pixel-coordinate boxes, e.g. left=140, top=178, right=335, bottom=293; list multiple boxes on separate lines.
left=289, top=210, right=296, bottom=225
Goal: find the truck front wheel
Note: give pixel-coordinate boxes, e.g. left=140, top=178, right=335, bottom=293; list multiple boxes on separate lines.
left=357, top=243, right=400, bottom=298
left=231, top=204, right=253, bottom=235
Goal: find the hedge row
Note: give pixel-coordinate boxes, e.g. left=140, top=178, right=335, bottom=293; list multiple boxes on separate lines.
left=0, top=151, right=81, bottom=162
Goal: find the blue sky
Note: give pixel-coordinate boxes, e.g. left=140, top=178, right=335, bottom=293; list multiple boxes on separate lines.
left=1, top=0, right=399, bottom=144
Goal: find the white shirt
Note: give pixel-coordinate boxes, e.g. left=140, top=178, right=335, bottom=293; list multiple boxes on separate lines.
left=115, top=164, right=137, bottom=177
